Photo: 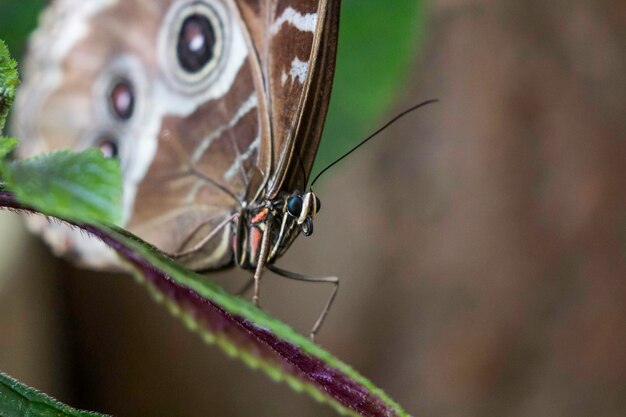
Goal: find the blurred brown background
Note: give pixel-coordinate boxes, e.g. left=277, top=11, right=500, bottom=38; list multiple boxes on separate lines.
left=2, top=0, right=626, bottom=416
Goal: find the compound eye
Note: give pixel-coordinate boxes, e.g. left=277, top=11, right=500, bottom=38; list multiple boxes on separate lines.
left=287, top=195, right=303, bottom=217
left=314, top=196, right=321, bottom=213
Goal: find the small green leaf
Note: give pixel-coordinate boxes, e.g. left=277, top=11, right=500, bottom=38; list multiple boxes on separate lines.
left=3, top=149, right=122, bottom=224
left=0, top=372, right=108, bottom=417
left=0, top=136, right=17, bottom=158
left=0, top=39, right=19, bottom=133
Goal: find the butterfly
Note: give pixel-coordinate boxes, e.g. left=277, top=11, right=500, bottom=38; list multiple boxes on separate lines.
left=14, top=0, right=341, bottom=339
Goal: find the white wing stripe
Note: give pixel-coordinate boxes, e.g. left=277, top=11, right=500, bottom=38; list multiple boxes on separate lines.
left=270, top=7, right=317, bottom=34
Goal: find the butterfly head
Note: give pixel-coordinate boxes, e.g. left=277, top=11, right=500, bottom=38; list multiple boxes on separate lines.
left=285, top=191, right=321, bottom=237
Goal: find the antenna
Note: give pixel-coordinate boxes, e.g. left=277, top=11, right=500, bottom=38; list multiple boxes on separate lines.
left=309, top=99, right=438, bottom=187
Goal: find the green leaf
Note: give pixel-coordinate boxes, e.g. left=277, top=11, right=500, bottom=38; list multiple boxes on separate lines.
left=0, top=372, right=108, bottom=417
left=0, top=39, right=19, bottom=133
left=2, top=149, right=122, bottom=224
left=0, top=136, right=17, bottom=159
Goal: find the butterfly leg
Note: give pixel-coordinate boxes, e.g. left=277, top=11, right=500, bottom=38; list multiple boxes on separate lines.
left=252, top=221, right=273, bottom=306
left=266, top=264, right=339, bottom=342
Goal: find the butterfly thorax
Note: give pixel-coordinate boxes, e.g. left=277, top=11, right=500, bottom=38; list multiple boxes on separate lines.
left=234, top=190, right=320, bottom=270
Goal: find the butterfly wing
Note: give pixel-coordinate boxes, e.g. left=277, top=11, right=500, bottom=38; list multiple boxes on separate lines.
left=235, top=0, right=341, bottom=197
left=14, top=0, right=271, bottom=270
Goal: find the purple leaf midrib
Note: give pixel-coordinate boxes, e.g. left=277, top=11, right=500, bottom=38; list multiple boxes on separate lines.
left=0, top=191, right=404, bottom=417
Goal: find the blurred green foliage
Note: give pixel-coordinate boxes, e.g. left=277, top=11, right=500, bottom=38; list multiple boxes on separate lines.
left=318, top=1, right=425, bottom=177
left=0, top=0, right=425, bottom=178
left=0, top=1, right=46, bottom=135
left=0, top=1, right=46, bottom=60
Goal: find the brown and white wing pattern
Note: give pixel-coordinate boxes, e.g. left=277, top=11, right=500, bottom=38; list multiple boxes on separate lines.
left=235, top=0, right=341, bottom=197
left=14, top=0, right=340, bottom=271
left=14, top=0, right=270, bottom=270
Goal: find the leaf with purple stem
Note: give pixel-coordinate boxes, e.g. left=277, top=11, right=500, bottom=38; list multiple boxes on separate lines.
left=0, top=191, right=411, bottom=417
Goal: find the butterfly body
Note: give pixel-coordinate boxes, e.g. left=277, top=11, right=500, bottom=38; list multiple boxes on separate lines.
left=229, top=188, right=319, bottom=272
